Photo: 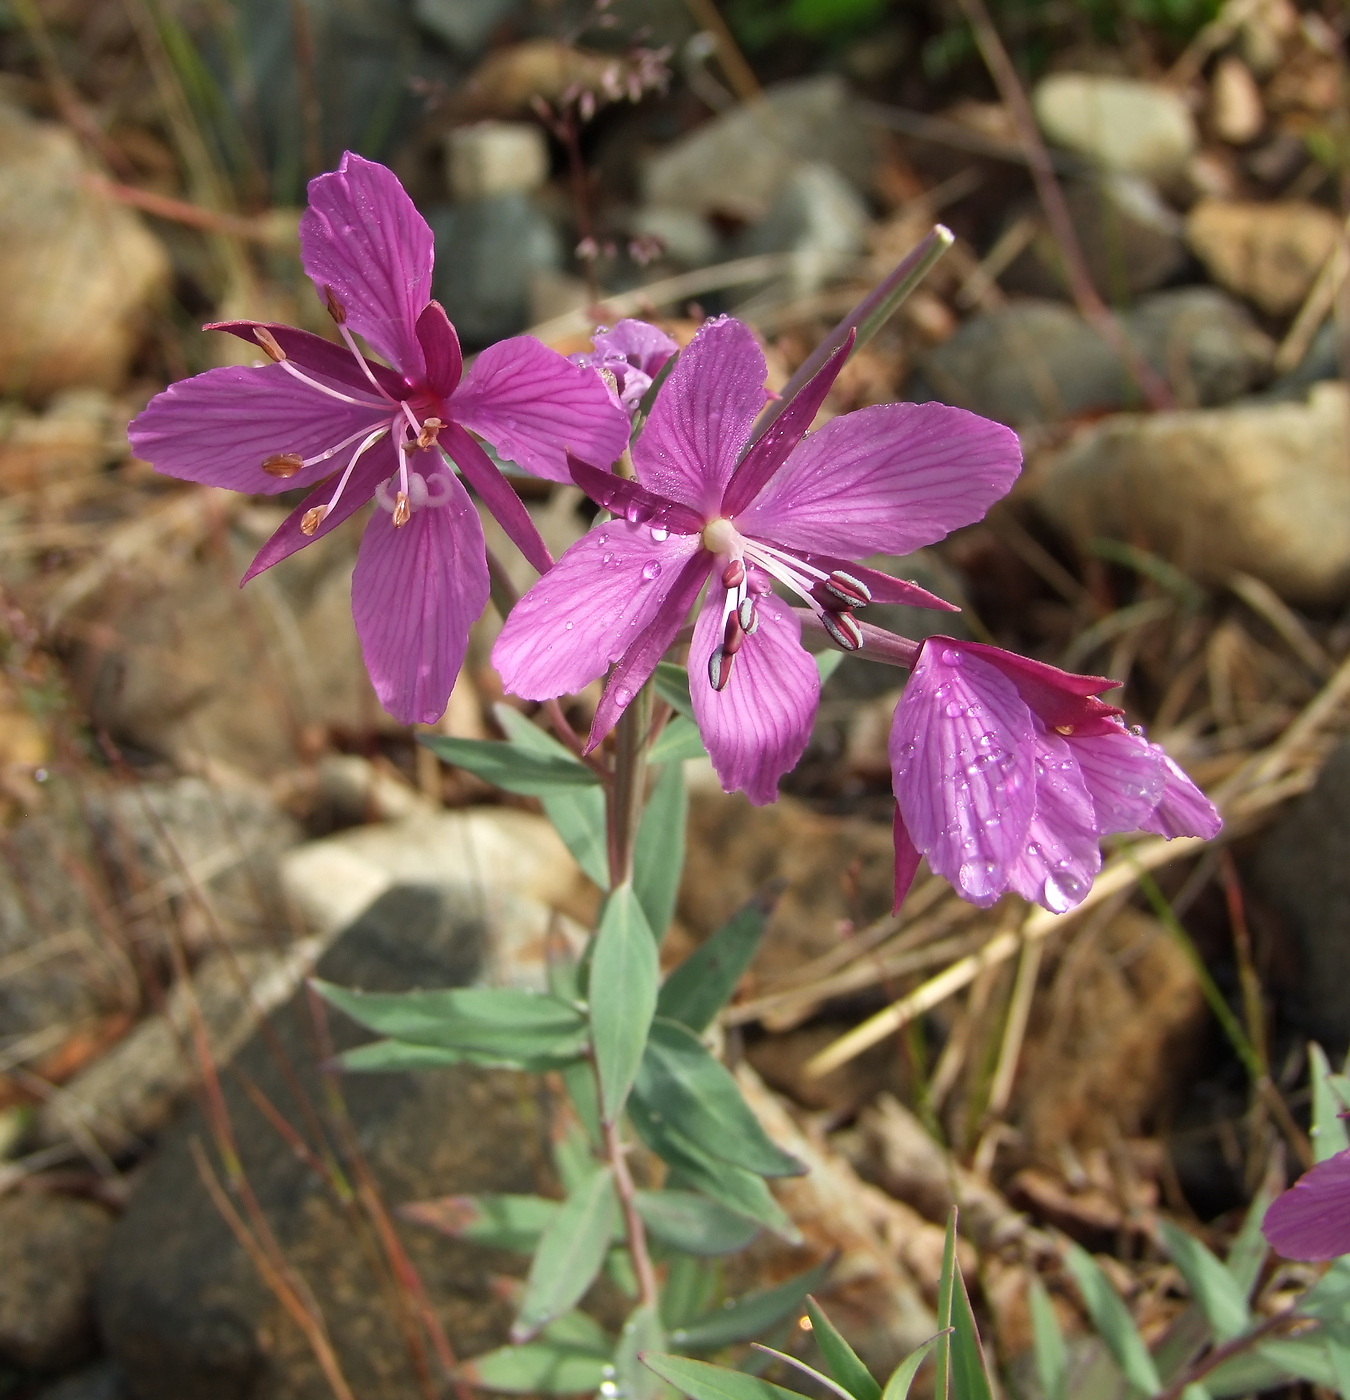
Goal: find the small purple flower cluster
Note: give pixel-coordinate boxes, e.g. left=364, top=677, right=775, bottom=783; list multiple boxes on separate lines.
left=130, top=154, right=1219, bottom=921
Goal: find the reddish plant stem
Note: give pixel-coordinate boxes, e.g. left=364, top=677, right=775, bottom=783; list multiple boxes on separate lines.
left=953, top=0, right=1174, bottom=412
left=603, top=1114, right=660, bottom=1310
left=1153, top=1311, right=1304, bottom=1400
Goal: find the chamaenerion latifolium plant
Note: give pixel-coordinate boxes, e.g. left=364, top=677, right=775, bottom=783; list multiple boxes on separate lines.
left=129, top=153, right=1235, bottom=1397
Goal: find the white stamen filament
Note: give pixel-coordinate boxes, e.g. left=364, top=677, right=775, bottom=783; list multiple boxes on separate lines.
left=336, top=322, right=401, bottom=404
left=276, top=357, right=381, bottom=408
left=301, top=422, right=387, bottom=468
left=322, top=425, right=389, bottom=513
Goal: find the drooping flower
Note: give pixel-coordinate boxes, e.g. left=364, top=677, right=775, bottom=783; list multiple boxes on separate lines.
left=889, top=637, right=1222, bottom=911
left=493, top=315, right=1022, bottom=804
left=1264, top=1148, right=1350, bottom=1260
left=570, top=319, right=679, bottom=418
left=128, top=153, right=629, bottom=725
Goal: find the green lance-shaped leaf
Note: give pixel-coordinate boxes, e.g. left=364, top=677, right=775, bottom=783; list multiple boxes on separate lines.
left=669, top=1259, right=832, bottom=1351
left=1027, top=1279, right=1067, bottom=1400
left=642, top=1354, right=806, bottom=1400
left=1311, top=1042, right=1350, bottom=1163
left=615, top=1304, right=671, bottom=1400
left=1225, top=1182, right=1273, bottom=1301
left=1064, top=1243, right=1162, bottom=1398
left=543, top=1310, right=614, bottom=1354
left=880, top=1334, right=945, bottom=1400
left=635, top=1190, right=762, bottom=1256
left=458, top=1343, right=610, bottom=1395
left=627, top=1100, right=799, bottom=1240
left=804, top=1296, right=881, bottom=1400
left=933, top=1213, right=957, bottom=1400
left=947, top=1234, right=994, bottom=1400
left=815, top=651, right=845, bottom=683
left=634, top=761, right=688, bottom=941
left=661, top=1253, right=720, bottom=1331
left=513, top=1167, right=618, bottom=1342
left=399, top=1193, right=560, bottom=1253
left=653, top=662, right=695, bottom=718
left=339, top=1039, right=571, bottom=1073
left=750, top=1347, right=857, bottom=1400
left=1206, top=1336, right=1337, bottom=1396
left=590, top=885, right=660, bottom=1123
left=650, top=716, right=710, bottom=765
left=495, top=704, right=609, bottom=886
left=1157, top=1220, right=1251, bottom=1344
left=419, top=734, right=600, bottom=796
left=313, top=981, right=588, bottom=1061
left=632, top=1019, right=804, bottom=1178
left=657, top=892, right=776, bottom=1034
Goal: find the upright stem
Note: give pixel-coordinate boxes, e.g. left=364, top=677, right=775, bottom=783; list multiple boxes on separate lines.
left=603, top=1117, right=659, bottom=1310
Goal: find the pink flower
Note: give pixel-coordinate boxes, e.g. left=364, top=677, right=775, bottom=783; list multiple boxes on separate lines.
left=1264, top=1149, right=1350, bottom=1260
left=889, top=637, right=1222, bottom=910
left=128, top=153, right=628, bottom=725
left=493, top=316, right=1022, bottom=804
left=570, top=319, right=678, bottom=418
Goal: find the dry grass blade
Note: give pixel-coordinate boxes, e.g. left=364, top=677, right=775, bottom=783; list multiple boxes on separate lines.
left=1228, top=573, right=1333, bottom=679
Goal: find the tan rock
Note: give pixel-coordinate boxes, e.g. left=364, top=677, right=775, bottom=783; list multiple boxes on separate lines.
left=1035, top=382, right=1350, bottom=604
left=1208, top=55, right=1264, bottom=144
left=1186, top=198, right=1340, bottom=316
left=0, top=103, right=169, bottom=399
left=1032, top=73, right=1196, bottom=179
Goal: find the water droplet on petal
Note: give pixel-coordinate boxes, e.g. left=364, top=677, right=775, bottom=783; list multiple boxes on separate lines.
left=641, top=560, right=662, bottom=582
left=1041, top=874, right=1074, bottom=914
left=945, top=701, right=965, bottom=718
left=602, top=553, right=613, bottom=564
left=650, top=524, right=669, bottom=542
left=958, top=858, right=999, bottom=892
left=942, top=647, right=962, bottom=665
left=614, top=685, right=633, bottom=706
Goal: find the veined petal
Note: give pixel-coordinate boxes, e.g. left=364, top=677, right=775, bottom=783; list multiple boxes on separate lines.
left=492, top=522, right=703, bottom=700
left=206, top=320, right=407, bottom=398
left=591, top=319, right=678, bottom=373
left=736, top=402, right=1021, bottom=557
left=299, top=152, right=433, bottom=378
left=1006, top=729, right=1102, bottom=912
left=798, top=553, right=960, bottom=612
left=352, top=463, right=489, bottom=725
left=129, top=363, right=388, bottom=496
left=451, top=336, right=630, bottom=483
left=242, top=434, right=398, bottom=582
left=1264, top=1150, right=1350, bottom=1260
left=721, top=331, right=852, bottom=517
left=1071, top=724, right=1166, bottom=834
left=689, top=592, right=819, bottom=806
left=587, top=551, right=711, bottom=748
left=1141, top=753, right=1222, bottom=840
left=416, top=301, right=463, bottom=399
left=941, top=639, right=1124, bottom=733
left=567, top=454, right=703, bottom=536
left=631, top=316, right=768, bottom=516
left=443, top=423, right=552, bottom=577
left=890, top=642, right=1035, bottom=906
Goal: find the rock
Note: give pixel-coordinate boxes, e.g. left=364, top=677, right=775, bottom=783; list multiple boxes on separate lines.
left=1186, top=198, right=1340, bottom=316
left=1251, top=739, right=1350, bottom=1045
left=641, top=75, right=876, bottom=224
left=0, top=1193, right=114, bottom=1370
left=1264, top=317, right=1341, bottom=400
left=734, top=162, right=870, bottom=298
left=97, top=885, right=548, bottom=1400
left=429, top=194, right=562, bottom=348
left=0, top=103, right=169, bottom=400
left=0, top=391, right=124, bottom=493
left=31, top=1360, right=127, bottom=1400
left=1031, top=73, right=1197, bottom=179
left=1209, top=55, right=1265, bottom=144
left=1001, top=175, right=1187, bottom=302
left=912, top=289, right=1273, bottom=426
left=1034, top=380, right=1350, bottom=603
left=415, top=0, right=522, bottom=54
left=446, top=120, right=549, bottom=200
left=629, top=205, right=718, bottom=267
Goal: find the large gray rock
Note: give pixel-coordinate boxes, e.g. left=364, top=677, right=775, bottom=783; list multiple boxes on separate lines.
left=1033, top=380, right=1350, bottom=603
left=0, top=1194, right=114, bottom=1371
left=1251, top=740, right=1350, bottom=1046
left=912, top=288, right=1272, bottom=426
left=97, top=885, right=548, bottom=1400
left=1032, top=72, right=1197, bottom=179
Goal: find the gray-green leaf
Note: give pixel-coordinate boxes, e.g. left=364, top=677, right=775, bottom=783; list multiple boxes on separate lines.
left=657, top=894, right=774, bottom=1034
left=590, top=885, right=659, bottom=1123
left=635, top=1190, right=761, bottom=1257
left=670, top=1260, right=831, bottom=1351
left=419, top=734, right=599, bottom=795
left=805, top=1296, right=880, bottom=1400
left=643, top=1353, right=804, bottom=1400
left=634, top=761, right=687, bottom=941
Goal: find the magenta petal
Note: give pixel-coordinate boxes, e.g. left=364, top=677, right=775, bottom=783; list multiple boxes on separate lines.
left=586, top=551, right=711, bottom=748
left=351, top=463, right=489, bottom=724
left=893, top=808, right=923, bottom=911
left=798, top=553, right=960, bottom=612
left=129, top=363, right=388, bottom=496
left=631, top=316, right=769, bottom=515
left=206, top=320, right=407, bottom=398
left=1264, top=1150, right=1350, bottom=1260
left=492, top=522, right=703, bottom=700
left=1141, top=753, right=1222, bottom=840
left=299, top=152, right=433, bottom=377
left=567, top=454, right=703, bottom=536
left=688, top=591, right=820, bottom=806
left=721, top=331, right=853, bottom=516
left=890, top=643, right=1035, bottom=906
left=591, top=319, right=678, bottom=373
left=942, top=639, right=1124, bottom=734
left=416, top=301, right=463, bottom=398
left=443, top=423, right=552, bottom=576
left=1071, top=724, right=1166, bottom=834
left=451, top=336, right=630, bottom=483
left=242, top=435, right=397, bottom=582
left=736, top=402, right=1022, bottom=557
left=1006, top=729, right=1102, bottom=912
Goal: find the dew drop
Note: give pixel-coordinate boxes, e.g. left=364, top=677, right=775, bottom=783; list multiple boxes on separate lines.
left=641, top=560, right=662, bottom=582
left=958, top=858, right=999, bottom=891
left=614, top=686, right=633, bottom=706
left=945, top=701, right=965, bottom=718
left=1040, top=874, right=1074, bottom=914
left=941, top=647, right=962, bottom=665
left=564, top=621, right=574, bottom=630
left=650, top=524, right=669, bottom=542
left=602, top=553, right=613, bottom=565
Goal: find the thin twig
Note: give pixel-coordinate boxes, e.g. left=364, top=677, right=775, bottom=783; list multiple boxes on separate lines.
left=1153, top=1311, right=1305, bottom=1400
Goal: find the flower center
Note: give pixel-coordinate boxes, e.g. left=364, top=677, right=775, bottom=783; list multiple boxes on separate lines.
left=702, top=517, right=738, bottom=555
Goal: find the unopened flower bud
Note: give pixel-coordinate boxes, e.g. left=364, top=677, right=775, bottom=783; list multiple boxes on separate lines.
left=300, top=505, right=328, bottom=536
left=253, top=327, right=287, bottom=362
left=261, top=452, right=303, bottom=479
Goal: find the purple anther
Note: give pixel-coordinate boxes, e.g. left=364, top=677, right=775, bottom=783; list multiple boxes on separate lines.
left=708, top=646, right=735, bottom=691
left=825, top=569, right=872, bottom=607
left=821, top=610, right=863, bottom=651
left=722, top=558, right=746, bottom=589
